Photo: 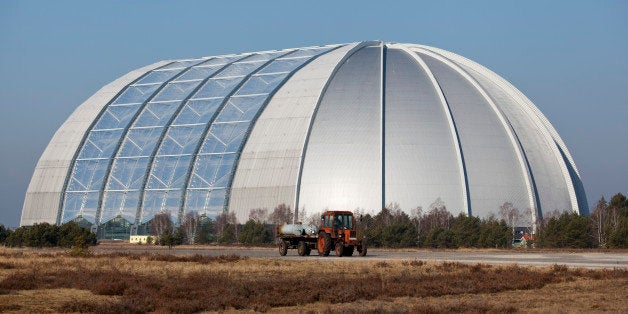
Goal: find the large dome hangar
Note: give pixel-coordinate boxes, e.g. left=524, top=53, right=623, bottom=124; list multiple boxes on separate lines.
left=21, top=41, right=588, bottom=237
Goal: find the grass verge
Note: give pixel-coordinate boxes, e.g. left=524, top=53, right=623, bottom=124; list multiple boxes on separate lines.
left=0, top=248, right=625, bottom=313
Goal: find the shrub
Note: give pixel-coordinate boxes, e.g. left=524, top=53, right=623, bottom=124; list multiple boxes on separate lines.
left=238, top=220, right=271, bottom=245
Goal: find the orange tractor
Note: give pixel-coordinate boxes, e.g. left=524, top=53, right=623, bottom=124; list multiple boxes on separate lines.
left=276, top=210, right=367, bottom=257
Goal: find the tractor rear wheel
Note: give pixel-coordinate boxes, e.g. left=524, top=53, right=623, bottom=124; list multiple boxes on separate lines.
left=358, top=244, right=367, bottom=257
left=297, top=241, right=308, bottom=256
left=279, top=240, right=288, bottom=256
left=335, top=241, right=344, bottom=257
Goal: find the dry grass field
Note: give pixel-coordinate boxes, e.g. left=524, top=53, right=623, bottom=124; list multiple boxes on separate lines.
left=0, top=247, right=626, bottom=313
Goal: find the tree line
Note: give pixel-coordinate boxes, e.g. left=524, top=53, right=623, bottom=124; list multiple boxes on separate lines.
left=535, top=192, right=627, bottom=248
left=359, top=203, right=513, bottom=249
left=2, top=193, right=625, bottom=249
left=146, top=204, right=294, bottom=246
left=0, top=222, right=97, bottom=248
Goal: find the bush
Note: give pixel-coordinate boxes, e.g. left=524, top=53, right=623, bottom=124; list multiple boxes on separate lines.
left=194, top=218, right=216, bottom=244
left=4, top=222, right=96, bottom=248
left=238, top=220, right=271, bottom=245
left=0, top=225, right=9, bottom=244
left=537, top=212, right=593, bottom=248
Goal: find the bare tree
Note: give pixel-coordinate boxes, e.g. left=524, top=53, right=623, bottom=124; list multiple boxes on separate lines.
left=421, top=198, right=452, bottom=231
left=269, top=204, right=293, bottom=226
left=151, top=212, right=173, bottom=236
left=410, top=206, right=423, bottom=239
left=182, top=211, right=199, bottom=244
left=215, top=212, right=237, bottom=239
left=248, top=208, right=268, bottom=223
left=499, top=202, right=520, bottom=229
left=590, top=197, right=609, bottom=247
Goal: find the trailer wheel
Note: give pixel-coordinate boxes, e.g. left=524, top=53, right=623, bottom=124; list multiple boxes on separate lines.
left=335, top=242, right=344, bottom=257
left=278, top=240, right=288, bottom=256
left=318, top=232, right=331, bottom=256
left=358, top=244, right=367, bottom=257
left=305, top=246, right=311, bottom=256
left=297, top=241, right=308, bottom=256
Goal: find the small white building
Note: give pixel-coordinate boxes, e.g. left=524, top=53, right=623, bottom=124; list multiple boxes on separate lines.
left=130, top=235, right=151, bottom=244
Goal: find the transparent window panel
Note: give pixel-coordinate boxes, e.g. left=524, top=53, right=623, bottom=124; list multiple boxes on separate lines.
left=140, top=189, right=182, bottom=223
left=147, top=155, right=193, bottom=189
left=118, top=127, right=164, bottom=157
left=157, top=125, right=204, bottom=156
left=189, top=154, right=223, bottom=189
left=215, top=95, right=266, bottom=123
left=286, top=47, right=333, bottom=58
left=107, top=157, right=149, bottom=190
left=67, top=159, right=109, bottom=191
left=78, top=129, right=124, bottom=159
left=199, top=122, right=248, bottom=154
left=258, top=57, right=309, bottom=74
left=152, top=80, right=203, bottom=102
left=100, top=190, right=140, bottom=224
left=236, top=73, right=287, bottom=96
left=214, top=61, right=265, bottom=78
left=175, top=65, right=223, bottom=81
left=184, top=189, right=226, bottom=217
left=113, top=84, right=160, bottom=105
left=172, top=98, right=223, bottom=125
left=163, top=190, right=184, bottom=217
left=245, top=51, right=288, bottom=62
left=158, top=59, right=205, bottom=70
left=94, top=105, right=141, bottom=130
left=133, top=102, right=181, bottom=128
left=135, top=69, right=181, bottom=85
left=62, top=192, right=83, bottom=224
left=62, top=191, right=99, bottom=224
left=194, top=77, right=244, bottom=99
left=193, top=56, right=235, bottom=68
left=213, top=153, right=236, bottom=188
left=142, top=190, right=166, bottom=220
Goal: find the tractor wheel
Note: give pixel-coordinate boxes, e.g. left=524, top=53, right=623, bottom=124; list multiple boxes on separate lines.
left=343, top=245, right=354, bottom=256
left=335, top=242, right=344, bottom=257
left=278, top=240, right=288, bottom=256
left=358, top=244, right=367, bottom=257
left=318, top=232, right=332, bottom=256
left=297, top=241, right=308, bottom=256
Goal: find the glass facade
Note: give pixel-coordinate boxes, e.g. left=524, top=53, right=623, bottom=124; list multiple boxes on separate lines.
left=60, top=45, right=341, bottom=236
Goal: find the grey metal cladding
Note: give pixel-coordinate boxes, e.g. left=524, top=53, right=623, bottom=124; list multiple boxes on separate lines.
left=417, top=52, right=529, bottom=217
left=418, top=44, right=586, bottom=216
left=459, top=64, right=571, bottom=216
left=299, top=45, right=382, bottom=213
left=384, top=48, right=464, bottom=214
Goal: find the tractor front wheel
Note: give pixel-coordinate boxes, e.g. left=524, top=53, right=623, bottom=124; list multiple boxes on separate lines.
left=335, top=241, right=344, bottom=257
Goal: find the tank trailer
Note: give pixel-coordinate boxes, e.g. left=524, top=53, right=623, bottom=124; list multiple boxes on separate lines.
left=276, top=210, right=367, bottom=257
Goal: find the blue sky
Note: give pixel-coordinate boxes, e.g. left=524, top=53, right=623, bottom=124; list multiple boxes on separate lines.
left=0, top=1, right=626, bottom=227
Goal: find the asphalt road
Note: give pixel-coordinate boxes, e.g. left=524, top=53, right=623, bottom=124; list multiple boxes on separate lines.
left=94, top=245, right=628, bottom=269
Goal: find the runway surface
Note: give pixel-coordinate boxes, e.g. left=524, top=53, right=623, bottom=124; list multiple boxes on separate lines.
left=94, top=245, right=628, bottom=269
